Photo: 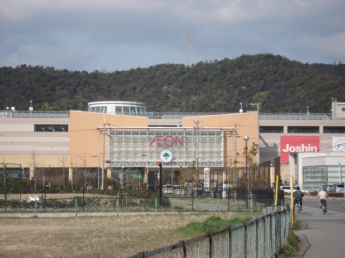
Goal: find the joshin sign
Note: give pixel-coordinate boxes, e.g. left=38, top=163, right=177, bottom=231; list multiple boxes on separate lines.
left=280, top=136, right=319, bottom=163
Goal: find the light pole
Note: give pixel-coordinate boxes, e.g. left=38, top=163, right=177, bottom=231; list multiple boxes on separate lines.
left=339, top=162, right=342, bottom=184
left=92, top=154, right=101, bottom=189
left=102, top=119, right=106, bottom=190
left=243, top=136, right=249, bottom=197
left=193, top=120, right=202, bottom=196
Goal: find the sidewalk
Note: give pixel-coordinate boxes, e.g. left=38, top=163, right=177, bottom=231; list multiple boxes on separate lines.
left=294, top=206, right=345, bottom=257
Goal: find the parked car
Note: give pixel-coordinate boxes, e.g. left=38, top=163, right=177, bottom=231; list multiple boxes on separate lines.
left=280, top=186, right=309, bottom=194
left=330, top=184, right=344, bottom=193
left=322, top=184, right=333, bottom=192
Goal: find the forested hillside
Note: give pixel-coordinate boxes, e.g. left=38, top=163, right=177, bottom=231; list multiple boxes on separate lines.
left=0, top=54, right=344, bottom=113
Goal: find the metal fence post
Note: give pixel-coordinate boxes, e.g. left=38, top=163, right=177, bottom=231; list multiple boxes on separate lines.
left=229, top=226, right=232, bottom=258
left=75, top=198, right=77, bottom=217
left=34, top=201, right=37, bottom=216
left=217, top=198, right=220, bottom=213
left=197, top=197, right=199, bottom=213
left=270, top=213, right=273, bottom=256
left=209, top=232, right=213, bottom=258
left=228, top=195, right=230, bottom=212
left=116, top=199, right=119, bottom=216
left=192, top=195, right=194, bottom=211
left=255, top=218, right=258, bottom=258
left=244, top=222, right=248, bottom=258
left=178, top=241, right=187, bottom=258
left=263, top=216, right=266, bottom=258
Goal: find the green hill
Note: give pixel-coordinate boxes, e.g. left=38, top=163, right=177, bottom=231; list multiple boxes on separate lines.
left=0, top=54, right=344, bottom=113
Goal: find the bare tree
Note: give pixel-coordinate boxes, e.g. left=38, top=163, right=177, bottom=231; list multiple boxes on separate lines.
left=164, top=169, right=176, bottom=194
left=69, top=156, right=77, bottom=191
left=111, top=167, right=137, bottom=196
left=58, top=155, right=68, bottom=190
left=29, top=150, right=41, bottom=191
left=79, top=156, right=92, bottom=189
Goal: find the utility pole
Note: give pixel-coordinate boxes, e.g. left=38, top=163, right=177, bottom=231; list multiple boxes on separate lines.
left=102, top=118, right=105, bottom=190
left=250, top=102, right=261, bottom=163
left=186, top=23, right=193, bottom=69
left=157, top=162, right=162, bottom=205
left=193, top=120, right=202, bottom=196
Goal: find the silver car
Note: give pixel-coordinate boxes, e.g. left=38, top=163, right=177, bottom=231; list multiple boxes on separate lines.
left=330, top=184, right=344, bottom=193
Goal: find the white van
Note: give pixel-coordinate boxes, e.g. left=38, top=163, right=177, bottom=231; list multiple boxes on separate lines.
left=280, top=186, right=309, bottom=194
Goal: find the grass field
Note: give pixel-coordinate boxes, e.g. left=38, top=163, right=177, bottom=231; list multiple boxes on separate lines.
left=0, top=211, right=259, bottom=258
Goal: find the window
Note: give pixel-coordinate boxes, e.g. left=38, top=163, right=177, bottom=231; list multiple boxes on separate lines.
left=130, top=107, right=136, bottom=116
left=323, top=126, right=345, bottom=133
left=115, top=106, right=122, bottom=115
left=260, top=126, right=284, bottom=133
left=288, top=126, right=319, bottom=133
left=342, top=108, right=345, bottom=111
left=123, top=107, right=130, bottom=115
left=35, top=125, right=68, bottom=132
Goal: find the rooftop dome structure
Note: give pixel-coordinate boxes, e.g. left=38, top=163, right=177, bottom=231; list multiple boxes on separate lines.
left=88, top=101, right=147, bottom=116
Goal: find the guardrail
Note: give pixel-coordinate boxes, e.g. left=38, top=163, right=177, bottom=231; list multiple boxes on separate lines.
left=0, top=110, right=69, bottom=118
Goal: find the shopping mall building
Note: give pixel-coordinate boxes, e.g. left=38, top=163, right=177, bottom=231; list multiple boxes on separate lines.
left=1, top=99, right=345, bottom=192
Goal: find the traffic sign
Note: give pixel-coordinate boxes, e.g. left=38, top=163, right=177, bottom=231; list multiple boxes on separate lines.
left=156, top=161, right=162, bottom=167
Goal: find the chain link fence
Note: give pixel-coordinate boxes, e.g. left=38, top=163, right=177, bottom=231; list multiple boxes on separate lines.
left=0, top=197, right=289, bottom=215
left=127, top=208, right=291, bottom=258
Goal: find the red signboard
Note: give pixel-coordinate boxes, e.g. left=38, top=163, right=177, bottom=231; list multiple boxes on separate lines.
left=280, top=136, right=319, bottom=163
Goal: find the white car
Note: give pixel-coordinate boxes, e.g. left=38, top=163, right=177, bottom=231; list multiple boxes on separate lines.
left=280, top=186, right=309, bottom=194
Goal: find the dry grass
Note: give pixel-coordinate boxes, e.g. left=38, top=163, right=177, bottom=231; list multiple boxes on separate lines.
left=0, top=212, right=255, bottom=258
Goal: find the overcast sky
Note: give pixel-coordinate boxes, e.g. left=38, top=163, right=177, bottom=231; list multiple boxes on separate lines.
left=1, top=0, right=345, bottom=72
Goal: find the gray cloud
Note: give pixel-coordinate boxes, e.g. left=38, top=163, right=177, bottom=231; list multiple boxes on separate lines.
left=1, top=0, right=345, bottom=72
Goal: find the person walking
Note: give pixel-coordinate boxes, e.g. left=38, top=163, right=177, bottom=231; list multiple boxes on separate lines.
left=317, top=187, right=328, bottom=213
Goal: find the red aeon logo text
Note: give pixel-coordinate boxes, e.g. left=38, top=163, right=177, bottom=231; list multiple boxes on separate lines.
left=149, top=136, right=184, bottom=146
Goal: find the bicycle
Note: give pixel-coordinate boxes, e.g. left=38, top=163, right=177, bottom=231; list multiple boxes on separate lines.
left=295, top=200, right=302, bottom=213
left=320, top=199, right=327, bottom=214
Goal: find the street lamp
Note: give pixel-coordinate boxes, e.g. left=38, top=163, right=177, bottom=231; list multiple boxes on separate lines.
left=92, top=154, right=101, bottom=189
left=243, top=136, right=249, bottom=197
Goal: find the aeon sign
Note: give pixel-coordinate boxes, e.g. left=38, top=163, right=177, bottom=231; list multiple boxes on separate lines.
left=149, top=136, right=184, bottom=146
left=280, top=136, right=319, bottom=163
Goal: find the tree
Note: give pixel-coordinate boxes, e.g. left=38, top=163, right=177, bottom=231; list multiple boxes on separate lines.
left=111, top=167, right=138, bottom=196
left=238, top=142, right=269, bottom=190
left=58, top=156, right=68, bottom=190
left=29, top=150, right=41, bottom=191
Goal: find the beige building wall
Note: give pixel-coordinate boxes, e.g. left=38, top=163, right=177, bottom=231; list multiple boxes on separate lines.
left=183, top=112, right=259, bottom=168
left=0, top=118, right=69, bottom=156
left=69, top=111, right=149, bottom=168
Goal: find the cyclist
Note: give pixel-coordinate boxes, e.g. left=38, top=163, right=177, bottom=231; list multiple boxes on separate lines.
left=294, top=186, right=304, bottom=210
left=317, top=187, right=328, bottom=213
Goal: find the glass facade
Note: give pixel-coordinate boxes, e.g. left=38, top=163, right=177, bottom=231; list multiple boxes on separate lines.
left=303, top=165, right=344, bottom=192
left=107, top=130, right=224, bottom=168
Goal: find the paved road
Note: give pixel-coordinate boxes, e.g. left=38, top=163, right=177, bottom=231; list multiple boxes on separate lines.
left=303, top=197, right=345, bottom=214
left=295, top=197, right=345, bottom=258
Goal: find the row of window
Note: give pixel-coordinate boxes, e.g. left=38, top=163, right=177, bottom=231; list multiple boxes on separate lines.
left=260, top=126, right=345, bottom=133
left=34, top=124, right=69, bottom=132
left=88, top=106, right=147, bottom=116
